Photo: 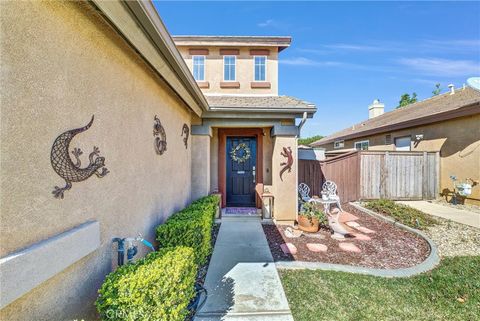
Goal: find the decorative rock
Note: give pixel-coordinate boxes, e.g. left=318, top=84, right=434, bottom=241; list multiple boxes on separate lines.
left=306, top=243, right=328, bottom=252
left=345, top=221, right=360, bottom=228
left=339, top=242, right=361, bottom=253
left=285, top=227, right=303, bottom=238
left=351, top=233, right=371, bottom=241
left=280, top=243, right=297, bottom=255
left=338, top=211, right=360, bottom=223
left=357, top=226, right=376, bottom=234
left=303, top=232, right=326, bottom=239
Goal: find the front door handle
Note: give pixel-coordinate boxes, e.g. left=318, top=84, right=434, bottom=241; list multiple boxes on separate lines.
left=252, top=166, right=256, bottom=183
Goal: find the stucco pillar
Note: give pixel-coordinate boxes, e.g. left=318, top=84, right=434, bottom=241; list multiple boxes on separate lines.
left=271, top=135, right=298, bottom=222
left=191, top=133, right=211, bottom=201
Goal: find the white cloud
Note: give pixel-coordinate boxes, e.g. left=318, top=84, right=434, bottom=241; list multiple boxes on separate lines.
left=397, top=58, right=480, bottom=76
left=323, top=43, right=387, bottom=52
left=279, top=57, right=344, bottom=67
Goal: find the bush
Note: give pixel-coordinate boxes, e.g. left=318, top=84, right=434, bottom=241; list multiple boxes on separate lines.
left=96, top=246, right=196, bottom=321
left=156, top=195, right=220, bottom=265
left=299, top=202, right=328, bottom=226
left=364, top=199, right=438, bottom=230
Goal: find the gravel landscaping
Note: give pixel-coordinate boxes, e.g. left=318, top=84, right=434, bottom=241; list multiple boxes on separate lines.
left=424, top=218, right=480, bottom=257
left=262, top=204, right=430, bottom=269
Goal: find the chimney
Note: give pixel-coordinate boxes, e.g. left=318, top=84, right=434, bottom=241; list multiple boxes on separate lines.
left=448, top=84, right=455, bottom=95
left=368, top=99, right=384, bottom=119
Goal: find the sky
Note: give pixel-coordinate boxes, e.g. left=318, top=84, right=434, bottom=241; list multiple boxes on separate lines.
left=154, top=1, right=480, bottom=138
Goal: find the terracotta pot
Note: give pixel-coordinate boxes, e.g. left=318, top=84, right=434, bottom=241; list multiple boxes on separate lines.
left=297, top=214, right=320, bottom=233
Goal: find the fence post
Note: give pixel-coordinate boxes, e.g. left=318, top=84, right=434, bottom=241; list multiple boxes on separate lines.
left=380, top=151, right=389, bottom=198
left=422, top=151, right=427, bottom=199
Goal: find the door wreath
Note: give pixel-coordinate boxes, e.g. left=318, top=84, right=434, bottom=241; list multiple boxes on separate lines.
left=230, top=143, right=251, bottom=163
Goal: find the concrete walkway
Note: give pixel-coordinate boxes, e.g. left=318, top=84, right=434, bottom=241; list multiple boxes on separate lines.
left=195, top=217, right=293, bottom=321
left=397, top=201, right=480, bottom=228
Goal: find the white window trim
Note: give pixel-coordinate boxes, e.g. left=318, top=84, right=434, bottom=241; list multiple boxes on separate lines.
left=223, top=55, right=236, bottom=82
left=334, top=140, right=344, bottom=149
left=192, top=55, right=205, bottom=81
left=253, top=55, right=267, bottom=82
left=354, top=140, right=369, bottom=150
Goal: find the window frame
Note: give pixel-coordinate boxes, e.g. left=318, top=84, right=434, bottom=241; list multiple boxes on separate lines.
left=253, top=55, right=267, bottom=82
left=394, top=136, right=412, bottom=151
left=334, top=140, right=344, bottom=149
left=223, top=55, right=237, bottom=82
left=354, top=140, right=369, bottom=150
left=192, top=55, right=206, bottom=81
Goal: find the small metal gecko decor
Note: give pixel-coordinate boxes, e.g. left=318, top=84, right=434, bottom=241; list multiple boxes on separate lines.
left=181, top=124, right=189, bottom=149
left=153, top=115, right=167, bottom=155
left=279, top=146, right=293, bottom=181
left=51, top=115, right=109, bottom=199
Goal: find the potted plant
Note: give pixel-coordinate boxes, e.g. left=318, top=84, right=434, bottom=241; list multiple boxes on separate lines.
left=297, top=202, right=327, bottom=233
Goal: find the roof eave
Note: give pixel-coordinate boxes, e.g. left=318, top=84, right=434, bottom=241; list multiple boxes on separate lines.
left=90, top=0, right=209, bottom=116
left=312, top=102, right=480, bottom=146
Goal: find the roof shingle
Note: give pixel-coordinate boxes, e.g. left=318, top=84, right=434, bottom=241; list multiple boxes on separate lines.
left=206, top=95, right=315, bottom=109
left=312, top=87, right=480, bottom=146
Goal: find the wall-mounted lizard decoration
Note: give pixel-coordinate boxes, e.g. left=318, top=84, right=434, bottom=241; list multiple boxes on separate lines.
left=153, top=115, right=167, bottom=155
left=181, top=123, right=189, bottom=149
left=51, top=115, right=109, bottom=199
left=279, top=146, right=293, bottom=181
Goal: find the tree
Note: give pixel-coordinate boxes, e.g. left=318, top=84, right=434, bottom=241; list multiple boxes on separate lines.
left=432, top=83, right=442, bottom=96
left=298, top=135, right=324, bottom=146
left=397, top=92, right=418, bottom=108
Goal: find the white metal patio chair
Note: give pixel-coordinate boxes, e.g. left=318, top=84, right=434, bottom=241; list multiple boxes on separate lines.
left=298, top=183, right=313, bottom=203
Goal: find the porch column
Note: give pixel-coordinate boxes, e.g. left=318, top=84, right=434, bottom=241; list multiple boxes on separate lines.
left=191, top=127, right=212, bottom=201
left=271, top=134, right=298, bottom=223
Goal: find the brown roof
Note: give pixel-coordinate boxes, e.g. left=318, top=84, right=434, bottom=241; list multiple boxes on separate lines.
left=206, top=95, right=316, bottom=110
left=172, top=35, right=292, bottom=51
left=312, top=87, right=480, bottom=146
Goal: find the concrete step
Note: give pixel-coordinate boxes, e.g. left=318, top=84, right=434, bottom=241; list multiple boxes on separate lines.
left=195, top=311, right=294, bottom=321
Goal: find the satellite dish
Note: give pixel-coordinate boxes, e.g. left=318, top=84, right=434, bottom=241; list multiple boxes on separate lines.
left=466, top=77, right=480, bottom=91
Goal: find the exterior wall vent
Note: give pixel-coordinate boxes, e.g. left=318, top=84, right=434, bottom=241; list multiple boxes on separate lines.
left=385, top=134, right=392, bottom=145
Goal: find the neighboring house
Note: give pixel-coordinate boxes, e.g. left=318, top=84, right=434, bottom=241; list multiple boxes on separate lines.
left=0, top=1, right=315, bottom=319
left=311, top=86, right=480, bottom=205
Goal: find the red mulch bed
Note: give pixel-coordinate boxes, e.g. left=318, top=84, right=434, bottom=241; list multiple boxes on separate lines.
left=262, top=204, right=430, bottom=269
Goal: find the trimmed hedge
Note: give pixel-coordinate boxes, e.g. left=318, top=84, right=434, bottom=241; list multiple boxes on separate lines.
left=96, top=246, right=196, bottom=321
left=364, top=199, right=438, bottom=230
left=156, top=195, right=220, bottom=265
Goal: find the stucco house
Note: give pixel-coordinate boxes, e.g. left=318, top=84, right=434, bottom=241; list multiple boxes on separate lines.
left=0, top=1, right=314, bottom=319
left=311, top=86, right=480, bottom=205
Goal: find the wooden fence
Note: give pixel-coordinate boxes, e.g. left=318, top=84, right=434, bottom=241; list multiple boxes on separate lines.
left=298, top=151, right=440, bottom=203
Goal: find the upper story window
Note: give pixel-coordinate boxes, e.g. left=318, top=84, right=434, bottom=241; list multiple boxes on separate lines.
left=254, top=56, right=267, bottom=81
left=192, top=55, right=205, bottom=81
left=223, top=56, right=236, bottom=81
left=354, top=140, right=369, bottom=150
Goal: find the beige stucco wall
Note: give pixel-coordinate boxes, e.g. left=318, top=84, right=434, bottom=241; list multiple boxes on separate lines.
left=177, top=46, right=278, bottom=95
left=319, top=114, right=480, bottom=204
left=1, top=1, right=196, bottom=319
left=272, top=136, right=298, bottom=222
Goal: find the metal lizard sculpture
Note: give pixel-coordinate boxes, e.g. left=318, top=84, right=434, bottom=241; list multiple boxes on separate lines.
left=51, top=115, right=109, bottom=199
left=181, top=124, right=189, bottom=149
left=279, top=146, right=293, bottom=181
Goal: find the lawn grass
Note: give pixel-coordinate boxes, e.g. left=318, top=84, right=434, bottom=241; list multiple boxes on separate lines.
left=279, top=256, right=480, bottom=321
left=363, top=199, right=438, bottom=230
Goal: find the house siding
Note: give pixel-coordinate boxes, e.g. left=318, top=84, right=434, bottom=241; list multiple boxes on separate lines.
left=1, top=1, right=194, bottom=319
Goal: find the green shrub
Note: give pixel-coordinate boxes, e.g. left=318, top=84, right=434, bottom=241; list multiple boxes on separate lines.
left=96, top=246, right=196, bottom=321
left=156, top=195, right=220, bottom=265
left=364, top=199, right=438, bottom=229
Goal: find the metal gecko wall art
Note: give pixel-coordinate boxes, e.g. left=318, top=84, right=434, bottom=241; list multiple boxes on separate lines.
left=279, top=146, right=293, bottom=181
left=153, top=115, right=167, bottom=155
left=51, top=115, right=109, bottom=199
left=181, top=124, right=189, bottom=149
